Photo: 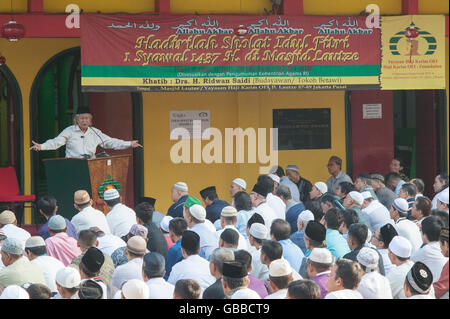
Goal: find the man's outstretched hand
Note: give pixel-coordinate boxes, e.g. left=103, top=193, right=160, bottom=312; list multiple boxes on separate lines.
left=30, top=140, right=41, bottom=151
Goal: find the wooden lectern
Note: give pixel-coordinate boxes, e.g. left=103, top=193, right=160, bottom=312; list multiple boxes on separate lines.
left=43, top=154, right=130, bottom=220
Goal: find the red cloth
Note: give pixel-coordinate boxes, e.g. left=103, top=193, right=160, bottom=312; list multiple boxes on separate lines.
left=164, top=235, right=175, bottom=250
left=433, top=260, right=449, bottom=299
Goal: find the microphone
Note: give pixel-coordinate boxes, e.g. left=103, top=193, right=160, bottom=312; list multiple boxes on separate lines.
left=89, top=126, right=110, bottom=158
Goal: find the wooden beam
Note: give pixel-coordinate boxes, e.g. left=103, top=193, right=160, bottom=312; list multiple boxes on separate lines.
left=28, top=0, right=43, bottom=13
left=282, top=0, right=304, bottom=15
left=0, top=14, right=80, bottom=38
left=402, top=0, right=419, bottom=15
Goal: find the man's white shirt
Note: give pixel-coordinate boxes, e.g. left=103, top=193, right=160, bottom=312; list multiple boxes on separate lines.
left=216, top=225, right=248, bottom=250
left=189, top=223, right=219, bottom=259
left=146, top=277, right=175, bottom=299
left=40, top=125, right=131, bottom=159
left=0, top=224, right=31, bottom=250
left=254, top=202, right=278, bottom=236
left=96, top=233, right=127, bottom=256
left=71, top=205, right=111, bottom=235
left=106, top=203, right=136, bottom=237
left=167, top=254, right=215, bottom=290
left=266, top=193, right=286, bottom=220
left=31, top=255, right=65, bottom=293
left=111, top=257, right=144, bottom=289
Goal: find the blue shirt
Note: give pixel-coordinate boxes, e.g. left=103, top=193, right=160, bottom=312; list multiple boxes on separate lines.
left=38, top=217, right=78, bottom=240
left=167, top=195, right=188, bottom=218
left=285, top=203, right=305, bottom=234
left=326, top=229, right=351, bottom=259
left=235, top=209, right=255, bottom=240
left=205, top=199, right=230, bottom=223
left=290, top=230, right=307, bottom=254
left=164, top=238, right=183, bottom=280
left=279, top=239, right=304, bottom=272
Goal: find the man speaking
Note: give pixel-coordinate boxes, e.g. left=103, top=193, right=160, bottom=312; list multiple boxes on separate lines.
left=30, top=107, right=142, bottom=158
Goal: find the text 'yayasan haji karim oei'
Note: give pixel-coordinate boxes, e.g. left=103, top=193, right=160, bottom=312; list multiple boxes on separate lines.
left=81, top=14, right=381, bottom=91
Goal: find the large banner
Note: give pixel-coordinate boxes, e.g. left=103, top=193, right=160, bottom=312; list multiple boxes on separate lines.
left=81, top=14, right=381, bottom=92
left=380, top=15, right=446, bottom=90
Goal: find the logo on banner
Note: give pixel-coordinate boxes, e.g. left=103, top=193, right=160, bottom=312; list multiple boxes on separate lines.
left=388, top=22, right=437, bottom=56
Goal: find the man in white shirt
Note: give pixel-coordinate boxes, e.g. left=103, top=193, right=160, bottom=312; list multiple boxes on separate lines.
left=111, top=236, right=146, bottom=289
left=411, top=216, right=448, bottom=283
left=356, top=247, right=393, bottom=299
left=167, top=230, right=215, bottom=290
left=386, top=236, right=415, bottom=299
left=216, top=206, right=248, bottom=250
left=257, top=174, right=286, bottom=219
left=248, top=223, right=269, bottom=280
left=24, top=236, right=65, bottom=295
left=94, top=228, right=127, bottom=256
left=30, top=107, right=141, bottom=159
left=250, top=184, right=278, bottom=233
left=325, top=258, right=363, bottom=299
left=103, top=188, right=136, bottom=238
left=389, top=198, right=423, bottom=254
left=0, top=210, right=31, bottom=250
left=142, top=252, right=174, bottom=299
left=361, top=192, right=391, bottom=232
left=265, top=258, right=294, bottom=299
left=183, top=196, right=218, bottom=259
left=404, top=261, right=435, bottom=299
left=71, top=190, right=111, bottom=235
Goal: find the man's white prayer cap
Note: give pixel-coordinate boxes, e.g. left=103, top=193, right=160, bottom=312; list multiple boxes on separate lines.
left=357, top=247, right=379, bottom=269
left=0, top=285, right=29, bottom=299
left=232, top=178, right=247, bottom=190
left=268, top=174, right=280, bottom=184
left=298, top=210, right=315, bottom=223
left=249, top=223, right=268, bottom=240
left=314, top=182, right=328, bottom=195
left=159, top=215, right=173, bottom=233
left=309, top=248, right=333, bottom=264
left=104, top=188, right=120, bottom=201
left=122, top=279, right=150, bottom=299
left=56, top=267, right=81, bottom=289
left=25, top=236, right=46, bottom=248
left=392, top=198, right=409, bottom=213
left=389, top=236, right=412, bottom=258
left=189, top=204, right=206, bottom=221
left=438, top=190, right=449, bottom=205
left=173, top=182, right=188, bottom=192
left=269, top=258, right=292, bottom=277
left=349, top=191, right=364, bottom=206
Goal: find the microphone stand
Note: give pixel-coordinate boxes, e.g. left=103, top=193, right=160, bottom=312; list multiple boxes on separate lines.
left=89, top=126, right=110, bottom=157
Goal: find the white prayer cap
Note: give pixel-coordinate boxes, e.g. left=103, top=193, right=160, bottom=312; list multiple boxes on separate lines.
left=298, top=210, right=315, bottom=223
left=269, top=258, right=292, bottom=277
left=159, top=215, right=173, bottom=233
left=349, top=191, right=364, bottom=206
left=389, top=236, right=412, bottom=258
left=122, top=279, right=150, bottom=299
left=173, top=182, right=188, bottom=192
left=314, top=182, right=328, bottom=195
left=25, top=236, right=46, bottom=248
left=0, top=285, right=29, bottom=299
left=357, top=247, right=379, bottom=269
left=189, top=204, right=206, bottom=221
left=392, top=198, right=409, bottom=213
left=56, top=267, right=81, bottom=289
left=361, top=191, right=373, bottom=200
left=249, top=223, right=268, bottom=240
left=268, top=174, right=280, bottom=184
left=221, top=206, right=238, bottom=217
left=104, top=188, right=120, bottom=201
left=438, top=190, right=449, bottom=205
left=232, top=178, right=247, bottom=190
left=231, top=288, right=261, bottom=299
left=309, top=248, right=333, bottom=264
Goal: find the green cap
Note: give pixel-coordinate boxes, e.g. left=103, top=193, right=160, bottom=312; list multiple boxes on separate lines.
left=185, top=196, right=202, bottom=208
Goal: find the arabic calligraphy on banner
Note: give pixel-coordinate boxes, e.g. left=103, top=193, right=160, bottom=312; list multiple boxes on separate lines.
left=380, top=15, right=446, bottom=90
left=81, top=14, right=381, bottom=92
